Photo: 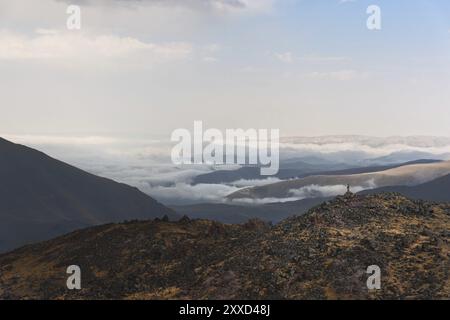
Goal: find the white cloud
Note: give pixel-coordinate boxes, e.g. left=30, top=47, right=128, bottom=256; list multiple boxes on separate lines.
left=200, top=43, right=221, bottom=62
left=231, top=196, right=301, bottom=205
left=146, top=182, right=240, bottom=204
left=1, top=134, right=120, bottom=146
left=298, top=54, right=349, bottom=63
left=307, top=70, right=368, bottom=81
left=280, top=136, right=450, bottom=158
left=230, top=182, right=374, bottom=205
left=227, top=177, right=282, bottom=187
left=55, top=0, right=276, bottom=14
left=288, top=184, right=371, bottom=199
left=275, top=51, right=294, bottom=63
left=0, top=29, right=192, bottom=65
left=275, top=53, right=350, bottom=65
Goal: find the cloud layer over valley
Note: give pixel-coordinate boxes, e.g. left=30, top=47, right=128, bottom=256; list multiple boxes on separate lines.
left=3, top=134, right=450, bottom=205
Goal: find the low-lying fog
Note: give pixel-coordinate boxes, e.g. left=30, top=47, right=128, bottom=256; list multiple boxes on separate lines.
left=4, top=134, right=450, bottom=205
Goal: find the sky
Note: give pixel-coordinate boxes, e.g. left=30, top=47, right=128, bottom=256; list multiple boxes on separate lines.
left=1, top=0, right=450, bottom=138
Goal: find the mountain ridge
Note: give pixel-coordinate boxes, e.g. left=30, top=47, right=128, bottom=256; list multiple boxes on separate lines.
left=360, top=174, right=450, bottom=203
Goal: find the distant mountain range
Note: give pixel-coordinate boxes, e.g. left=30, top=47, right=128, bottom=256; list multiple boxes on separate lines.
left=358, top=151, right=449, bottom=166
left=281, top=135, right=450, bottom=149
left=361, top=174, right=450, bottom=203
left=227, top=160, right=450, bottom=201
left=173, top=160, right=450, bottom=224
left=191, top=159, right=353, bottom=185
left=192, top=159, right=440, bottom=185
left=0, top=137, right=177, bottom=253
left=1, top=193, right=448, bottom=300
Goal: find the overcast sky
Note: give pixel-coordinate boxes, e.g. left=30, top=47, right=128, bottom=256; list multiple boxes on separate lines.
left=1, top=0, right=450, bottom=138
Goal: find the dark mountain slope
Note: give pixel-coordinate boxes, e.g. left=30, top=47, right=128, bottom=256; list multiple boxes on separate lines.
left=360, top=174, right=450, bottom=203
left=0, top=137, right=177, bottom=253
left=171, top=196, right=331, bottom=224
left=314, top=159, right=441, bottom=176
left=1, top=193, right=448, bottom=300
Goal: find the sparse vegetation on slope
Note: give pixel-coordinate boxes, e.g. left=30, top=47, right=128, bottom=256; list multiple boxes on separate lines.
left=0, top=193, right=449, bottom=300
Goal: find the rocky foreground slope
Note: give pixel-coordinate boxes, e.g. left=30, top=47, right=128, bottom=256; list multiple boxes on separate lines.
left=0, top=193, right=449, bottom=300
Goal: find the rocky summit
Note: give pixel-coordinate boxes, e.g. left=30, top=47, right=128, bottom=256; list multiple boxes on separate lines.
left=0, top=193, right=449, bottom=300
